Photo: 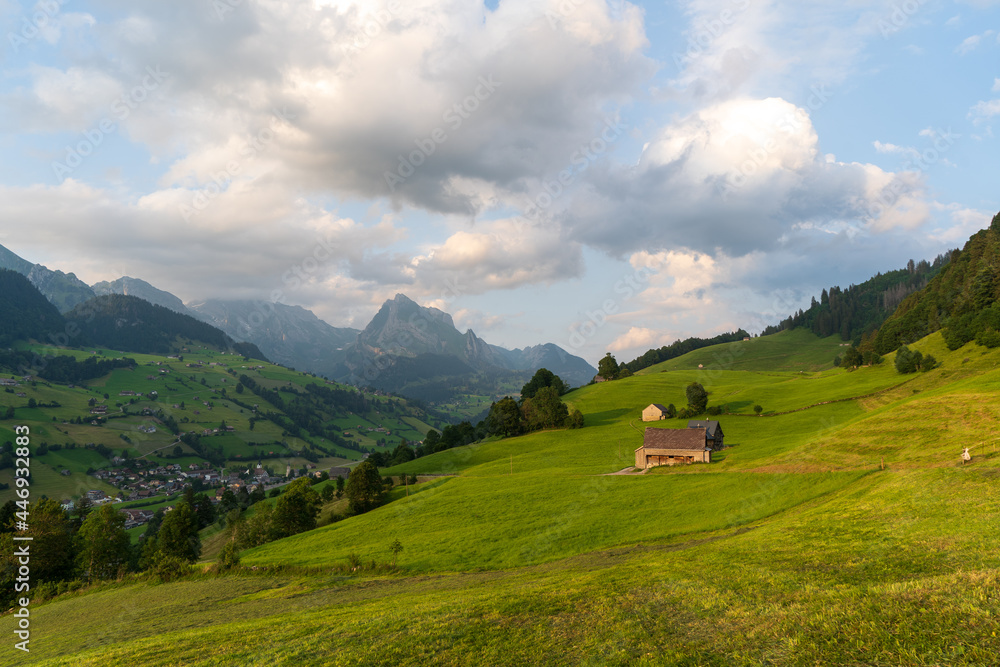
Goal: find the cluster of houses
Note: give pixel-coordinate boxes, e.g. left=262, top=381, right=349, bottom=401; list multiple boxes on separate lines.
left=634, top=404, right=725, bottom=469
left=0, top=376, right=31, bottom=387
left=71, top=459, right=354, bottom=528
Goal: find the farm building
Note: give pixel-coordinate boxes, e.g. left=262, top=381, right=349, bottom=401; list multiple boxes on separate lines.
left=642, top=404, right=671, bottom=422
left=635, top=428, right=711, bottom=468
left=687, top=420, right=725, bottom=450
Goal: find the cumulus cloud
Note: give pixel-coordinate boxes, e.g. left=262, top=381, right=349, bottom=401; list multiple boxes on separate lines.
left=10, top=0, right=652, bottom=219
left=450, top=307, right=510, bottom=333
left=411, top=218, right=584, bottom=294
left=557, top=97, right=927, bottom=258
left=0, top=178, right=406, bottom=312
left=608, top=326, right=670, bottom=353
left=970, top=99, right=1000, bottom=120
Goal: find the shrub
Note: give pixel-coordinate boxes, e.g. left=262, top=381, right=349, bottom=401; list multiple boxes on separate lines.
left=975, top=328, right=1000, bottom=349
left=217, top=541, right=240, bottom=572
left=564, top=409, right=585, bottom=429
left=894, top=345, right=922, bottom=374
left=151, top=554, right=190, bottom=583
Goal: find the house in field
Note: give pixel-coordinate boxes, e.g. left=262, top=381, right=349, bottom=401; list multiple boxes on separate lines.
left=687, top=420, right=725, bottom=450
left=635, top=428, right=711, bottom=468
left=642, top=404, right=671, bottom=422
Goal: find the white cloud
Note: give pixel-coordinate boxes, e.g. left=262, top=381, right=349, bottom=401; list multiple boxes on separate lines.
left=412, top=218, right=584, bottom=294
left=558, top=97, right=929, bottom=257
left=924, top=205, right=993, bottom=245
left=970, top=99, right=1000, bottom=121
left=449, top=308, right=510, bottom=333
left=957, top=34, right=983, bottom=54
left=608, top=326, right=670, bottom=353
left=15, top=0, right=652, bottom=219
left=873, top=140, right=920, bottom=160
left=0, top=179, right=406, bottom=315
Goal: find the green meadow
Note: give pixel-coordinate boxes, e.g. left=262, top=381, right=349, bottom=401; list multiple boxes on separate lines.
left=4, top=328, right=1000, bottom=665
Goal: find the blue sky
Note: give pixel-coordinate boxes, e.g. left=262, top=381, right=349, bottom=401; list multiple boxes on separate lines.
left=0, top=0, right=997, bottom=366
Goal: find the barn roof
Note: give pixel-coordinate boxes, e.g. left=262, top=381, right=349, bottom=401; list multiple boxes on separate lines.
left=642, top=427, right=708, bottom=451
left=687, top=420, right=723, bottom=437
left=647, top=403, right=668, bottom=411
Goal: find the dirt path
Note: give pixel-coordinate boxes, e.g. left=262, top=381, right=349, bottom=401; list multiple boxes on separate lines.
left=604, top=466, right=648, bottom=476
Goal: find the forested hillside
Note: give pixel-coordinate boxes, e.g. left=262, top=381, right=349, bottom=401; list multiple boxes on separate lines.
left=875, top=212, right=1000, bottom=353
left=65, top=295, right=266, bottom=359
left=0, top=269, right=66, bottom=347
left=762, top=253, right=951, bottom=342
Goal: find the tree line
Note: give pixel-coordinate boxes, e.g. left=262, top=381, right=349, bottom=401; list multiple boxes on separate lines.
left=765, top=254, right=952, bottom=343
left=619, top=331, right=751, bottom=375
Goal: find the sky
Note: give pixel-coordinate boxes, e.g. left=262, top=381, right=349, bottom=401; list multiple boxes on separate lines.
left=0, top=0, right=997, bottom=367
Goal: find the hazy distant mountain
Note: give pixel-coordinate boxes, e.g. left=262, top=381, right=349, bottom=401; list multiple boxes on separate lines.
left=495, top=343, right=597, bottom=388
left=92, top=276, right=192, bottom=316
left=188, top=299, right=359, bottom=377
left=0, top=243, right=95, bottom=312
left=341, top=294, right=597, bottom=395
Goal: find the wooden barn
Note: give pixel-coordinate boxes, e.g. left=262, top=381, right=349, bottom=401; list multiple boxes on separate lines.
left=635, top=428, right=711, bottom=468
left=687, top=420, right=725, bottom=450
left=641, top=403, right=670, bottom=422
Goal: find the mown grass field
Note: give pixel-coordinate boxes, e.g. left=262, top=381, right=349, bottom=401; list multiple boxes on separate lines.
left=4, top=329, right=1000, bottom=665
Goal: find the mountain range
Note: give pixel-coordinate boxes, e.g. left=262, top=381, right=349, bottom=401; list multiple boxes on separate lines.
left=0, top=244, right=597, bottom=399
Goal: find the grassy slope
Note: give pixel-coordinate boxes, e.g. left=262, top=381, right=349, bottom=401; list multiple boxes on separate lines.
left=639, top=327, right=847, bottom=373
left=7, top=330, right=1000, bottom=665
